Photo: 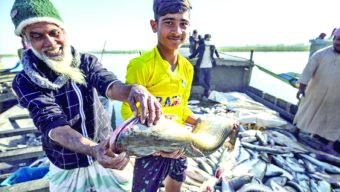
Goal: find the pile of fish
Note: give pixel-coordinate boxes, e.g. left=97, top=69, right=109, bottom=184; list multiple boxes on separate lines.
left=172, top=100, right=340, bottom=192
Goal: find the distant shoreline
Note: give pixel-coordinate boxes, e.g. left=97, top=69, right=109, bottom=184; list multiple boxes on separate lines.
left=219, top=44, right=309, bottom=52
left=0, top=45, right=309, bottom=58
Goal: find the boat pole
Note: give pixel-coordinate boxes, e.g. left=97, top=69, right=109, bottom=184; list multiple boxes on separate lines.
left=99, top=41, right=107, bottom=63
left=245, top=50, right=254, bottom=88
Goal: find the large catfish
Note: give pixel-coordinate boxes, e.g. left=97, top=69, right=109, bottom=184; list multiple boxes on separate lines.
left=109, top=115, right=239, bottom=157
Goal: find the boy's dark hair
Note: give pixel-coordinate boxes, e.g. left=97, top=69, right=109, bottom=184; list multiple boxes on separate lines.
left=153, top=0, right=191, bottom=21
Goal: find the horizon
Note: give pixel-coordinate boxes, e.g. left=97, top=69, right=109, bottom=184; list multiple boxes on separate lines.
left=0, top=0, right=338, bottom=55
left=0, top=43, right=312, bottom=57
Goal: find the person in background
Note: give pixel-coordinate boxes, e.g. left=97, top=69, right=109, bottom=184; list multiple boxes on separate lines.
left=189, top=29, right=199, bottom=53
left=189, top=33, right=220, bottom=100
left=316, top=32, right=326, bottom=40
left=294, top=27, right=340, bottom=154
left=198, top=34, right=204, bottom=46
left=121, top=0, right=198, bottom=191
left=10, top=0, right=161, bottom=191
left=329, top=28, right=337, bottom=39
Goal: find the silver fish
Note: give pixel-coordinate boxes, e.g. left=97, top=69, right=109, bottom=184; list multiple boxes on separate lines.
left=265, top=163, right=294, bottom=180
left=267, top=180, right=289, bottom=192
left=221, top=175, right=252, bottom=192
left=265, top=130, right=307, bottom=153
left=186, top=165, right=212, bottom=183
left=195, top=157, right=214, bottom=175
left=297, top=154, right=340, bottom=174
left=286, top=181, right=304, bottom=192
left=241, top=141, right=295, bottom=154
left=237, top=183, right=273, bottom=192
left=264, top=176, right=287, bottom=187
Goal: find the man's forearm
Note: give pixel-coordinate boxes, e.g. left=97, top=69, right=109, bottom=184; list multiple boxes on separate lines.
left=49, top=125, right=97, bottom=157
left=106, top=81, right=132, bottom=101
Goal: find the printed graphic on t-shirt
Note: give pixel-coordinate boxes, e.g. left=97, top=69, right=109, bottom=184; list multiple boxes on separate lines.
left=156, top=95, right=182, bottom=107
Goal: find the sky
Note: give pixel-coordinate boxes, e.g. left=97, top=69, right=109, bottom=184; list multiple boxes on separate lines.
left=0, top=0, right=339, bottom=54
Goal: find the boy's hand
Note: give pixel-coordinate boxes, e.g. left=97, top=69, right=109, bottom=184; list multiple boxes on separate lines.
left=152, top=149, right=185, bottom=159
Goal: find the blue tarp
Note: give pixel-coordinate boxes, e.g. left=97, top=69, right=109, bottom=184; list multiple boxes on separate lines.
left=0, top=166, right=49, bottom=186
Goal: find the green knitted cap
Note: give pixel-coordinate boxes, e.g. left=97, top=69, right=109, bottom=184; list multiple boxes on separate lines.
left=10, top=0, right=64, bottom=36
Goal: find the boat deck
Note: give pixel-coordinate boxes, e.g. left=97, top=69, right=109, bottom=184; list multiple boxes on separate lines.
left=1, top=89, right=339, bottom=191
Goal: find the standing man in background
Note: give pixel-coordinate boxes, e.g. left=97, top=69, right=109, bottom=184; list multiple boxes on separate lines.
left=294, top=28, right=340, bottom=154
left=189, top=33, right=220, bottom=100
left=189, top=29, right=199, bottom=54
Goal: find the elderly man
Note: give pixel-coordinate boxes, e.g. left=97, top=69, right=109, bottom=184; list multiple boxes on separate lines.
left=294, top=27, right=340, bottom=153
left=10, top=0, right=161, bottom=191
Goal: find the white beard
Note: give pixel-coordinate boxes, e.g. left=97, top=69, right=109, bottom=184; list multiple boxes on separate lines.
left=30, top=43, right=86, bottom=85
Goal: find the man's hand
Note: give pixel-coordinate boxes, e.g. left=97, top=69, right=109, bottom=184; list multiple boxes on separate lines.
left=296, top=83, right=307, bottom=100
left=152, top=149, right=185, bottom=159
left=106, top=82, right=161, bottom=126
left=92, top=138, right=130, bottom=170
left=128, top=84, right=162, bottom=126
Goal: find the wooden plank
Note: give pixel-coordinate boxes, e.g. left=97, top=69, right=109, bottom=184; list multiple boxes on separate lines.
left=8, top=114, right=31, bottom=128
left=0, top=127, right=38, bottom=138
left=0, top=178, right=49, bottom=192
left=0, top=146, right=44, bottom=162
left=0, top=92, right=16, bottom=103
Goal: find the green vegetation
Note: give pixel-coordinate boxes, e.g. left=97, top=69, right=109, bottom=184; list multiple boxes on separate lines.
left=218, top=44, right=309, bottom=52
left=0, top=45, right=310, bottom=57
left=0, top=54, right=17, bottom=57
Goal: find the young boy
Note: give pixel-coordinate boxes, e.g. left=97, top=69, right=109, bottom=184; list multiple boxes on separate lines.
left=121, top=0, right=198, bottom=191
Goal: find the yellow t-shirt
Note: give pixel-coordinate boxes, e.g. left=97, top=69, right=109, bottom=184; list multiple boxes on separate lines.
left=121, top=47, right=194, bottom=124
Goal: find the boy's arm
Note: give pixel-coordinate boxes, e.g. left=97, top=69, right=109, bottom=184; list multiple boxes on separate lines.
left=185, top=114, right=198, bottom=127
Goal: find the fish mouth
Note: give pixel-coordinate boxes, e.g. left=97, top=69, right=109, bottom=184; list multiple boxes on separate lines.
left=109, top=117, right=139, bottom=154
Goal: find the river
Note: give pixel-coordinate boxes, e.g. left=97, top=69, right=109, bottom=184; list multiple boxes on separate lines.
left=98, top=51, right=309, bottom=104
left=225, top=51, right=309, bottom=105
left=1, top=51, right=310, bottom=125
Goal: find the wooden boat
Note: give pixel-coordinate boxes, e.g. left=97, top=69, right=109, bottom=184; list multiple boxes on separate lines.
left=0, top=61, right=22, bottom=113
left=186, top=49, right=298, bottom=123
left=0, top=51, right=297, bottom=191
left=0, top=44, right=337, bottom=191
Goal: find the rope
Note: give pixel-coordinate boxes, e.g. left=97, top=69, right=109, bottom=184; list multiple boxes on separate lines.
left=254, top=64, right=299, bottom=88
left=0, top=61, right=21, bottom=74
